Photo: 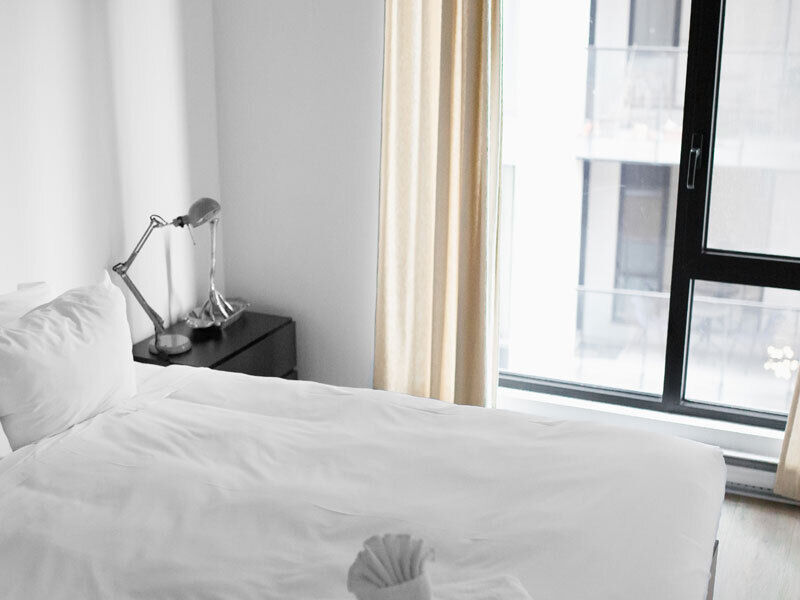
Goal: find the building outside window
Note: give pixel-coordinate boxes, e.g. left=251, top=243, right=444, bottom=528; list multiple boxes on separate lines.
left=499, top=0, right=800, bottom=420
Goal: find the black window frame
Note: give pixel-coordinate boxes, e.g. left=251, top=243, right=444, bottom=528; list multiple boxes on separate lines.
left=500, top=0, right=797, bottom=431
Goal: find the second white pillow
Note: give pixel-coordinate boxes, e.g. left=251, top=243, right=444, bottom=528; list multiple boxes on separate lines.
left=0, top=282, right=52, bottom=325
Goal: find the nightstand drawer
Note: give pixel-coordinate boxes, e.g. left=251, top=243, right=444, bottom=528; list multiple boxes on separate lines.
left=215, top=321, right=296, bottom=378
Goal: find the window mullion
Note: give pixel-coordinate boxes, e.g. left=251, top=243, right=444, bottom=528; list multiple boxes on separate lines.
left=662, top=0, right=725, bottom=409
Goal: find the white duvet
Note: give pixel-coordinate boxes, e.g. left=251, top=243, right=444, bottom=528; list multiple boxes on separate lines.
left=0, top=366, right=726, bottom=599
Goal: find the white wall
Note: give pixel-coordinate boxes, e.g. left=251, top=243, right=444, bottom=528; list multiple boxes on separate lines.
left=212, top=0, right=384, bottom=387
left=0, top=0, right=119, bottom=295
left=1, top=0, right=383, bottom=384
left=0, top=0, right=222, bottom=343
left=106, top=0, right=223, bottom=340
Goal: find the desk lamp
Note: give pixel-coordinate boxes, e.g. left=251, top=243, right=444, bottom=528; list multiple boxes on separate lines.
left=113, top=198, right=237, bottom=355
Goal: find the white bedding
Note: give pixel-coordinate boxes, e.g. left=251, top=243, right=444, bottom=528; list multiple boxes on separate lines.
left=0, top=366, right=726, bottom=599
left=135, top=361, right=165, bottom=387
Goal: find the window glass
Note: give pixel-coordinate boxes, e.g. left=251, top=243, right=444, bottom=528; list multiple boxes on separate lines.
left=706, top=0, right=800, bottom=257
left=686, top=281, right=800, bottom=414
left=499, top=0, right=686, bottom=393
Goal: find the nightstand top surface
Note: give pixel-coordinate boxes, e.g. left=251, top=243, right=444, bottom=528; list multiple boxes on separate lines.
left=132, top=311, right=291, bottom=369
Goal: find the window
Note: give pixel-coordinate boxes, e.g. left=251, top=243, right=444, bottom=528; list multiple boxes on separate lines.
left=499, top=0, right=800, bottom=429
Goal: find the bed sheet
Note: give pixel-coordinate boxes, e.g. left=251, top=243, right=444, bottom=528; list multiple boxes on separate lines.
left=0, top=366, right=726, bottom=599
left=134, top=361, right=165, bottom=387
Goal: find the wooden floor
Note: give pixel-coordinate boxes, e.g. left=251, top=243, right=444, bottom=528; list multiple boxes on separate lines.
left=714, top=494, right=800, bottom=599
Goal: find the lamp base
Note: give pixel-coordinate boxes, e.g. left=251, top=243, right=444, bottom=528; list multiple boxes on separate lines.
left=185, top=298, right=249, bottom=330
left=148, top=333, right=192, bottom=355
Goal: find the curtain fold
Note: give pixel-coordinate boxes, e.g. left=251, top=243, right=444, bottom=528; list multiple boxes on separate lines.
left=374, top=0, right=502, bottom=407
left=775, top=372, right=800, bottom=500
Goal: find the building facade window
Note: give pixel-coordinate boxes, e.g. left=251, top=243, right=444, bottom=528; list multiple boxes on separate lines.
left=612, top=163, right=671, bottom=322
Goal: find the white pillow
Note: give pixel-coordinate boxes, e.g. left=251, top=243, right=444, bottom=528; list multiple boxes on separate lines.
left=0, top=274, right=136, bottom=450
left=0, top=282, right=51, bottom=325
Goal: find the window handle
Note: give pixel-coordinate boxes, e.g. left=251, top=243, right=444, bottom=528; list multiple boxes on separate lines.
left=686, top=133, right=703, bottom=190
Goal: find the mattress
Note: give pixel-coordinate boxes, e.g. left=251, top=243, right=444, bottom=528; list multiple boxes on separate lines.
left=0, top=366, right=726, bottom=599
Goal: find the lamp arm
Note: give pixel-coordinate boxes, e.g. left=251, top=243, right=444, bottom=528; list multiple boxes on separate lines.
left=115, top=270, right=167, bottom=336
left=115, top=215, right=167, bottom=272
left=112, top=215, right=169, bottom=336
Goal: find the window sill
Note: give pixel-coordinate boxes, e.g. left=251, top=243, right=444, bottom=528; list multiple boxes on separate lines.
left=496, top=385, right=784, bottom=490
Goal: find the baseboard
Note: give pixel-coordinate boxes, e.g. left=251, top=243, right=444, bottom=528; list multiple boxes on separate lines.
left=726, top=482, right=800, bottom=506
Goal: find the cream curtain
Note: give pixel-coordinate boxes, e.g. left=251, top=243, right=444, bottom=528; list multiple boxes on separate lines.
left=775, top=373, right=800, bottom=500
left=374, top=0, right=502, bottom=407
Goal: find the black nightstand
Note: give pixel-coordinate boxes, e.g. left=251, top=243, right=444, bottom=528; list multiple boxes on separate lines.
left=132, top=311, right=297, bottom=379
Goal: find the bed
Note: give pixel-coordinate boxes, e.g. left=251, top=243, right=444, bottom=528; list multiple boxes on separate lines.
left=0, top=360, right=725, bottom=599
